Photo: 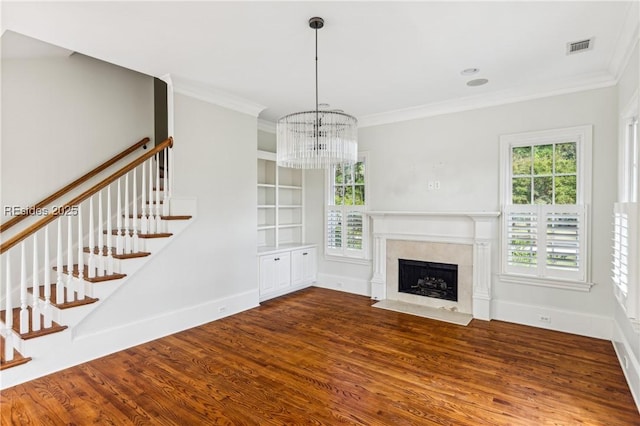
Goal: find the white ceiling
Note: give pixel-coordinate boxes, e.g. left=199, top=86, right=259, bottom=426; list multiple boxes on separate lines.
left=2, top=1, right=638, bottom=126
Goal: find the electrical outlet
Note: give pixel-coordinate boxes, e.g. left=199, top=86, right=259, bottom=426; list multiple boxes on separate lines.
left=538, top=314, right=551, bottom=323
left=624, top=355, right=629, bottom=369
left=218, top=306, right=227, bottom=313
left=427, top=181, right=434, bottom=190
left=336, top=282, right=343, bottom=288
left=434, top=181, right=441, bottom=190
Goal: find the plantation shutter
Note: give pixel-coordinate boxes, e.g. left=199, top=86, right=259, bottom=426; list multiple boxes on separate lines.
left=327, top=209, right=343, bottom=251
left=346, top=212, right=364, bottom=250
left=612, top=202, right=638, bottom=319
left=504, top=204, right=585, bottom=281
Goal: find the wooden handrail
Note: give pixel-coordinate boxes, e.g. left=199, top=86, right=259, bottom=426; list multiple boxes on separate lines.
left=0, top=137, right=173, bottom=254
left=0, top=137, right=151, bottom=233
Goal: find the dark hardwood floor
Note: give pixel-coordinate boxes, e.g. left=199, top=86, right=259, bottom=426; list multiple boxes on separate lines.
left=1, top=287, right=638, bottom=425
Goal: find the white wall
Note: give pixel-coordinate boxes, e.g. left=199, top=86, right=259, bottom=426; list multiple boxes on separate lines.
left=75, top=93, right=260, bottom=336
left=258, top=129, right=276, bottom=152
left=1, top=39, right=154, bottom=212
left=307, top=86, right=619, bottom=335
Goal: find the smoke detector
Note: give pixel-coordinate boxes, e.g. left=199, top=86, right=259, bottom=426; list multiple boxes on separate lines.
left=566, top=38, right=594, bottom=55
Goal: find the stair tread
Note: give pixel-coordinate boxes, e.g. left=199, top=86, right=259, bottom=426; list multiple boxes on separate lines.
left=28, top=284, right=99, bottom=309
left=0, top=307, right=68, bottom=340
left=53, top=265, right=126, bottom=282
left=84, top=246, right=151, bottom=259
left=0, top=336, right=32, bottom=370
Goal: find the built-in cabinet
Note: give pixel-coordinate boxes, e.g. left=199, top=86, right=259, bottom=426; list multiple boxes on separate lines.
left=258, top=245, right=317, bottom=301
left=257, top=150, right=316, bottom=301
left=257, top=150, right=304, bottom=249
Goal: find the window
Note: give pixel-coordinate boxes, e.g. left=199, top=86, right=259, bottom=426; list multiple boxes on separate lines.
left=613, top=95, right=639, bottom=323
left=326, top=154, right=368, bottom=260
left=500, top=126, right=592, bottom=288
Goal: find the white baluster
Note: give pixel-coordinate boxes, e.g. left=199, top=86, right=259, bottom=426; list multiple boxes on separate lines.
left=88, top=197, right=96, bottom=279
left=163, top=147, right=169, bottom=216
left=116, top=179, right=123, bottom=255
left=169, top=145, right=174, bottom=202
left=141, top=158, right=148, bottom=234
left=4, top=252, right=14, bottom=361
left=106, top=185, right=114, bottom=275
left=31, top=232, right=41, bottom=332
left=43, top=225, right=52, bottom=328
left=97, top=191, right=105, bottom=277
left=77, top=204, right=85, bottom=300
left=67, top=215, right=75, bottom=302
left=132, top=167, right=140, bottom=253
left=124, top=172, right=132, bottom=253
left=56, top=219, right=65, bottom=304
left=149, top=159, right=156, bottom=234
left=155, top=154, right=162, bottom=232
left=19, top=242, right=29, bottom=334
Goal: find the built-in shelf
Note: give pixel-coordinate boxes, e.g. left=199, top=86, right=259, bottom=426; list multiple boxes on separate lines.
left=257, top=150, right=306, bottom=249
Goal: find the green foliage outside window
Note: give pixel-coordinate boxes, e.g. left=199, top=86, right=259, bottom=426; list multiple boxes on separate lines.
left=511, top=142, right=577, bottom=205
left=333, top=162, right=366, bottom=206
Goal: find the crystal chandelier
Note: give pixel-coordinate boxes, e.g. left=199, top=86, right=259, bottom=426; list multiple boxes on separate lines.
left=277, top=17, right=358, bottom=169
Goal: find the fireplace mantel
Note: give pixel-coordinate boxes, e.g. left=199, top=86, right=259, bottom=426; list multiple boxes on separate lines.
left=366, top=211, right=500, bottom=320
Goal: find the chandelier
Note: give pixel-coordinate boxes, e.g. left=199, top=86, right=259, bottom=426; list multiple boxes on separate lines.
left=277, top=17, right=358, bottom=169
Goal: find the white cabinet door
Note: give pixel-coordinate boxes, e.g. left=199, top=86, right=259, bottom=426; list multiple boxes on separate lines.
left=291, top=247, right=317, bottom=286
left=275, top=252, right=291, bottom=290
left=259, top=255, right=277, bottom=294
left=301, top=247, right=317, bottom=283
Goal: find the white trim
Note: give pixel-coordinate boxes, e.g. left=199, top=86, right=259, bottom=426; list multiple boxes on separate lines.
left=258, top=119, right=276, bottom=134
left=612, top=319, right=640, bottom=412
left=492, top=299, right=612, bottom=340
left=499, top=273, right=594, bottom=292
left=323, top=254, right=371, bottom=266
left=169, top=74, right=266, bottom=117
left=359, top=73, right=615, bottom=128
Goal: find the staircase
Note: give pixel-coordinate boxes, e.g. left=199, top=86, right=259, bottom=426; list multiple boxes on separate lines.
left=0, top=137, right=192, bottom=385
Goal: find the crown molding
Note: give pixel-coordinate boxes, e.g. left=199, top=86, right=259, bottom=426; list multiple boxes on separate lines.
left=358, top=72, right=617, bottom=128
left=168, top=74, right=266, bottom=117
left=257, top=119, right=276, bottom=134
left=609, top=0, right=639, bottom=82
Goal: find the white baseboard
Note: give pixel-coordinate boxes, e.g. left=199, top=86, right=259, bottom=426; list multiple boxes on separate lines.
left=612, top=320, right=640, bottom=413
left=0, top=289, right=259, bottom=390
left=315, top=273, right=371, bottom=297
left=492, top=299, right=613, bottom=340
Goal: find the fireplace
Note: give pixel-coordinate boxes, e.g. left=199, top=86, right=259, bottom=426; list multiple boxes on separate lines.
left=398, top=259, right=458, bottom=302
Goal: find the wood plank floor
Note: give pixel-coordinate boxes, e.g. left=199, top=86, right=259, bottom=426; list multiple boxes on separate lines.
left=1, top=287, right=638, bottom=425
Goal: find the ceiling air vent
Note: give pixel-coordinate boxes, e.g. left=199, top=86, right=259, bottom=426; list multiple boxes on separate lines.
left=566, top=38, right=594, bottom=55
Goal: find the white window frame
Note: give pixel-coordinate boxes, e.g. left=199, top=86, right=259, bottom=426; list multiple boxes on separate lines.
left=613, top=91, right=639, bottom=327
left=324, top=152, right=370, bottom=263
left=499, top=125, right=593, bottom=291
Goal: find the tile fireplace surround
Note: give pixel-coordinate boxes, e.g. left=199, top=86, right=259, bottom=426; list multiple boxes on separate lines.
left=367, top=211, right=500, bottom=320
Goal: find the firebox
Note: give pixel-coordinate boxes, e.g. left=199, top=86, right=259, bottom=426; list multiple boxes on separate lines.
left=398, top=259, right=458, bottom=302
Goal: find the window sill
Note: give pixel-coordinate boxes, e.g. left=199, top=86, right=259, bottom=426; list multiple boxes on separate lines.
left=324, top=254, right=371, bottom=266
left=499, top=273, right=594, bottom=292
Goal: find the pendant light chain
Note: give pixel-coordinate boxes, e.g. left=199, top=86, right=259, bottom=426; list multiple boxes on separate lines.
left=315, top=24, right=319, bottom=146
